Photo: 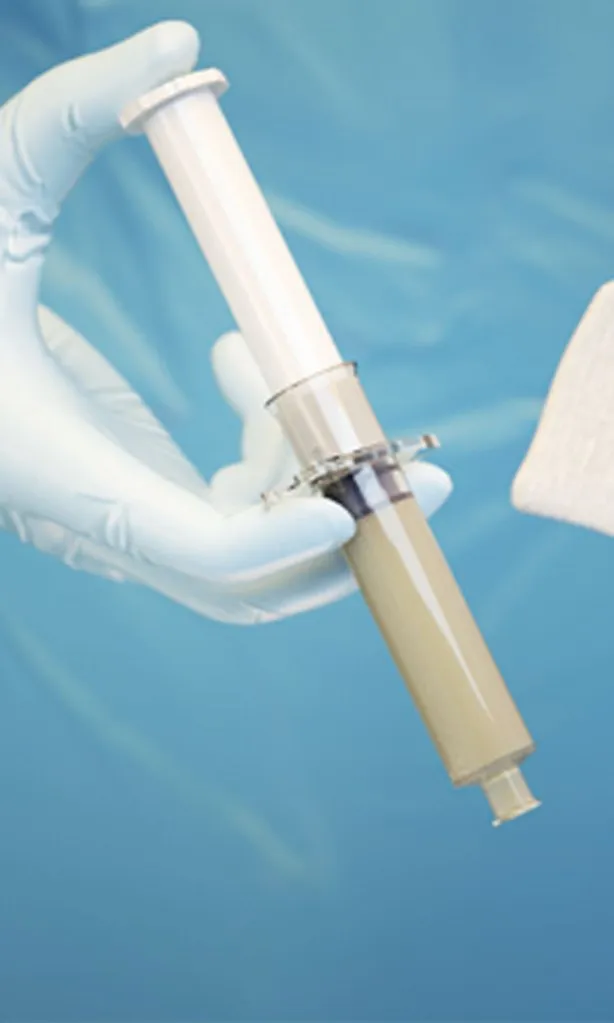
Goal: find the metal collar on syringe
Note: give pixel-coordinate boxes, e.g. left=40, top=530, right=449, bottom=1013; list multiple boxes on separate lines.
left=261, top=433, right=441, bottom=506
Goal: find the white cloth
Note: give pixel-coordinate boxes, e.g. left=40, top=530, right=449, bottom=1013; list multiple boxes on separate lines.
left=512, top=282, right=614, bottom=537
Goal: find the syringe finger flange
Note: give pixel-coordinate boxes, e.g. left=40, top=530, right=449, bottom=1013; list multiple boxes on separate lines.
left=261, top=433, right=440, bottom=508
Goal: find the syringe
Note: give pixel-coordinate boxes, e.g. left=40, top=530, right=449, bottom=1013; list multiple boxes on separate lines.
left=120, top=70, right=540, bottom=826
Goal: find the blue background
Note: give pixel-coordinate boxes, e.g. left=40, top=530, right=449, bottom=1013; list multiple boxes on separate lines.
left=0, top=1, right=612, bottom=1019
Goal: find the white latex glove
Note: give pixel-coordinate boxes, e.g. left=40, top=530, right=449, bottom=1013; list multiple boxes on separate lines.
left=0, top=21, right=453, bottom=624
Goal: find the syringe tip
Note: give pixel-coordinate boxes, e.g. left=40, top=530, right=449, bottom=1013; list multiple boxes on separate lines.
left=480, top=764, right=541, bottom=827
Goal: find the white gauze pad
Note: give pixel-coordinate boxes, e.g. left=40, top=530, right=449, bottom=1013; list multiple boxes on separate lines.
left=512, top=282, right=614, bottom=537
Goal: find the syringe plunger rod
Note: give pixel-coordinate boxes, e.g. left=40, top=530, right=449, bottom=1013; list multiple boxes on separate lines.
left=120, top=72, right=540, bottom=825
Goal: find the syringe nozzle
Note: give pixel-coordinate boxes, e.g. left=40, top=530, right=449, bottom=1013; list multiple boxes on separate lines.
left=481, top=765, right=541, bottom=827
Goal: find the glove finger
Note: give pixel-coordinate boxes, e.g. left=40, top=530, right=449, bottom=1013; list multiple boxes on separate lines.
left=210, top=329, right=270, bottom=418
left=125, top=479, right=356, bottom=585
left=403, top=460, right=453, bottom=517
left=1, top=21, right=199, bottom=218
left=208, top=330, right=298, bottom=513
left=38, top=305, right=209, bottom=499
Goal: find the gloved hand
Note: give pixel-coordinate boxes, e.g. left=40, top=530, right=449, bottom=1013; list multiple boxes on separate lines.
left=0, top=21, right=453, bottom=624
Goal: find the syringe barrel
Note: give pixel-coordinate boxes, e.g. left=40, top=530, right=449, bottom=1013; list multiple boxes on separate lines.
left=120, top=71, right=342, bottom=397
left=269, top=365, right=539, bottom=822
left=120, top=73, right=539, bottom=824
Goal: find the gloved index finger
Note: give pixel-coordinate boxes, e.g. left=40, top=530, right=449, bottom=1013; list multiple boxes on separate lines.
left=207, top=331, right=299, bottom=513
left=0, top=21, right=199, bottom=223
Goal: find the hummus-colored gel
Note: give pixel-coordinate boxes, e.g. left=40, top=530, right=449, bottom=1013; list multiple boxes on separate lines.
left=344, top=496, right=539, bottom=823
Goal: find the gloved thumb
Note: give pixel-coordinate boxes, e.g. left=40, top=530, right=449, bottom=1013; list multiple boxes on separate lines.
left=108, top=458, right=356, bottom=586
